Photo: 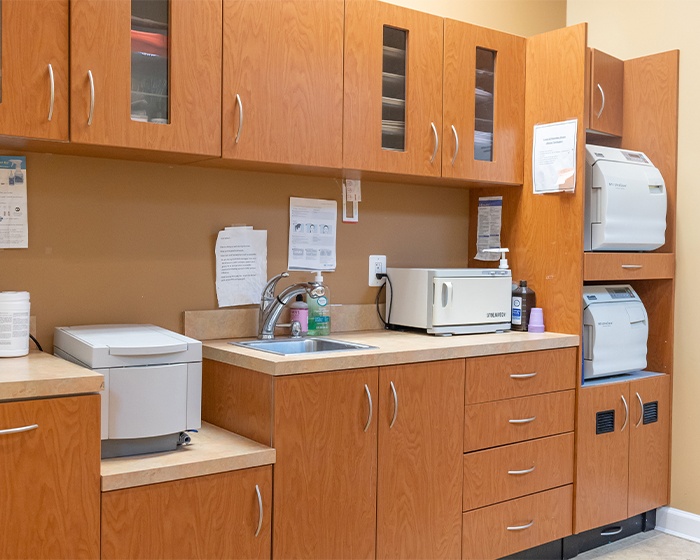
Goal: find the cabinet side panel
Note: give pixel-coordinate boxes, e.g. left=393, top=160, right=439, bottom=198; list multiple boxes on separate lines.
left=201, top=359, right=273, bottom=446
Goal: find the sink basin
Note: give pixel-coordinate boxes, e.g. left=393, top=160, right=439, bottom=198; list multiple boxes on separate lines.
left=231, top=337, right=376, bottom=356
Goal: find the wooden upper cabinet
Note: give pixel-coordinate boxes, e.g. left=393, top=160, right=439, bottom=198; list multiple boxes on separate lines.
left=587, top=48, right=623, bottom=137
left=344, top=0, right=443, bottom=177
left=0, top=395, right=100, bottom=559
left=0, top=0, right=69, bottom=140
left=376, top=360, right=464, bottom=560
left=70, top=0, right=222, bottom=156
left=628, top=375, right=670, bottom=517
left=222, top=0, right=343, bottom=168
left=443, top=20, right=525, bottom=185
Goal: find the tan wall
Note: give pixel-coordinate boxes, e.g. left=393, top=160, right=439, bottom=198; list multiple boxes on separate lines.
left=2, top=153, right=469, bottom=347
left=385, top=0, right=566, bottom=36
left=567, top=1, right=697, bottom=515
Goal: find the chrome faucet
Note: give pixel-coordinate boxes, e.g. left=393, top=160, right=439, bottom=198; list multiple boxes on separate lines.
left=258, top=272, right=325, bottom=339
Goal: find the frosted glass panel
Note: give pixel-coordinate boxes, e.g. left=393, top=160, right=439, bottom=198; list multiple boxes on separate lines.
left=475, top=47, right=495, bottom=162
left=131, top=0, right=169, bottom=123
left=382, top=26, right=406, bottom=151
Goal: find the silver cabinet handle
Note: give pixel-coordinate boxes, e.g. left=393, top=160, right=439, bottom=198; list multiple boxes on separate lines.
left=621, top=264, right=643, bottom=269
left=363, top=384, right=373, bottom=433
left=507, top=520, right=534, bottom=531
left=601, top=526, right=623, bottom=537
left=389, top=381, right=398, bottom=429
left=0, top=424, right=39, bottom=436
left=509, top=416, right=536, bottom=424
left=254, top=484, right=263, bottom=537
left=47, top=64, right=55, bottom=122
left=510, top=372, right=538, bottom=379
left=508, top=466, right=536, bottom=475
left=635, top=392, right=644, bottom=428
left=87, top=70, right=95, bottom=126
left=429, top=121, right=439, bottom=164
left=234, top=93, right=243, bottom=144
left=621, top=394, right=629, bottom=432
left=596, top=83, right=605, bottom=119
left=450, top=124, right=459, bottom=166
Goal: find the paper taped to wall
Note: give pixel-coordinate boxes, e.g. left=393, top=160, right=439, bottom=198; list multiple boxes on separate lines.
left=532, top=119, right=578, bottom=194
left=215, top=226, right=267, bottom=307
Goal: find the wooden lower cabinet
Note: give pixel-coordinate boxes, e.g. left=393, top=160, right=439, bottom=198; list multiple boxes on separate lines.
left=101, top=466, right=272, bottom=559
left=575, top=375, right=670, bottom=533
left=462, top=485, right=573, bottom=560
left=0, top=394, right=100, bottom=559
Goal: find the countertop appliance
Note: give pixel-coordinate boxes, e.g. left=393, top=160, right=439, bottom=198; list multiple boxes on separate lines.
left=585, top=144, right=666, bottom=251
left=386, top=267, right=511, bottom=335
left=583, top=285, right=648, bottom=380
left=54, top=324, right=202, bottom=458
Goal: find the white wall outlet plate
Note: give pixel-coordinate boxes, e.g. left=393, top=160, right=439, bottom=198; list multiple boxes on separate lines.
left=369, top=255, right=386, bottom=287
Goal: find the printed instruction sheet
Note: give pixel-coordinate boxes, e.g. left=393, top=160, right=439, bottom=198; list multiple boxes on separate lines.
left=0, top=156, right=28, bottom=249
left=215, top=226, right=267, bottom=307
left=532, top=119, right=577, bottom=194
left=288, top=197, right=337, bottom=271
left=475, top=196, right=503, bottom=262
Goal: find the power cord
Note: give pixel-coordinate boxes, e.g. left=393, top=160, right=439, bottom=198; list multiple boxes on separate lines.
left=29, top=334, right=43, bottom=352
left=374, top=272, right=393, bottom=330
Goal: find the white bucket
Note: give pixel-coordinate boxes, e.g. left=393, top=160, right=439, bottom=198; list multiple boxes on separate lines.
left=0, top=291, right=30, bottom=357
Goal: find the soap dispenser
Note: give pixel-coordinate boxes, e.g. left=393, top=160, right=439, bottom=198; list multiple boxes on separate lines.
left=307, top=271, right=331, bottom=336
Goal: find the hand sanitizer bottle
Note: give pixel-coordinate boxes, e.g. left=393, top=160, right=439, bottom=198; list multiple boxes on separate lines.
left=307, top=272, right=331, bottom=336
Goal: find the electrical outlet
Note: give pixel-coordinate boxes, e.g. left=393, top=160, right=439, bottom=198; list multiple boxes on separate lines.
left=368, top=255, right=386, bottom=287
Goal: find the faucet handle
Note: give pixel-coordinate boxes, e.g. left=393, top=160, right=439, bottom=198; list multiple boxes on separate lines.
left=262, top=272, right=289, bottom=301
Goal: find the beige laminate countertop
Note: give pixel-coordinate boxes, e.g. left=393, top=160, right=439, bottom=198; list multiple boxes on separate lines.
left=0, top=350, right=103, bottom=400
left=203, top=329, right=579, bottom=376
left=101, top=422, right=275, bottom=492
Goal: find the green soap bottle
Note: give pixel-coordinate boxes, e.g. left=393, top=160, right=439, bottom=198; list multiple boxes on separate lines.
left=307, top=271, right=331, bottom=336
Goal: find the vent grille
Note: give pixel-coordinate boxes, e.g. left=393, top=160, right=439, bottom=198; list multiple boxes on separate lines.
left=643, top=401, right=659, bottom=425
left=596, top=410, right=615, bottom=434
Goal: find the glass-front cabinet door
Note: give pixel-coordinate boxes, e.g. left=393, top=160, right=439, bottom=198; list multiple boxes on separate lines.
left=344, top=0, right=443, bottom=178
left=443, top=21, right=525, bottom=185
left=70, top=0, right=221, bottom=156
left=0, top=0, right=69, bottom=140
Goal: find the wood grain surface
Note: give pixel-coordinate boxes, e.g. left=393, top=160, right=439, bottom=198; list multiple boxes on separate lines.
left=584, top=252, right=675, bottom=281
left=272, top=368, right=378, bottom=559
left=0, top=394, right=100, bottom=559
left=343, top=0, right=443, bottom=177
left=588, top=49, right=624, bottom=136
left=463, top=432, right=574, bottom=511
left=462, top=485, right=573, bottom=560
left=101, top=466, right=272, bottom=559
left=442, top=20, right=525, bottom=185
left=222, top=0, right=343, bottom=167
left=377, top=360, right=464, bottom=559
left=0, top=0, right=69, bottom=140
left=465, top=347, right=576, bottom=404
left=464, top=390, right=575, bottom=452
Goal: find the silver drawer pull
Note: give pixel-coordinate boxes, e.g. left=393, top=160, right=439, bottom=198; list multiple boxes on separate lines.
left=508, top=466, right=536, bottom=475
left=507, top=520, right=534, bottom=531
left=601, top=526, right=623, bottom=537
left=254, top=484, right=263, bottom=537
left=47, top=63, right=55, bottom=121
left=510, top=372, right=538, bottom=379
left=509, top=416, right=536, bottom=424
left=363, top=384, right=373, bottom=433
left=389, top=381, right=398, bottom=429
left=621, top=264, right=643, bottom=269
left=0, top=424, right=39, bottom=436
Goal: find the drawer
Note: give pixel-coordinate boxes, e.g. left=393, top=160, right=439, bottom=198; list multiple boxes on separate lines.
left=464, top=390, right=574, bottom=452
left=465, top=348, right=576, bottom=404
left=583, top=252, right=674, bottom=281
left=463, top=433, right=574, bottom=511
left=462, top=485, right=573, bottom=560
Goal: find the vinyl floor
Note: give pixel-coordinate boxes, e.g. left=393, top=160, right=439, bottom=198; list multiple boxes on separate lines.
left=576, top=530, right=700, bottom=559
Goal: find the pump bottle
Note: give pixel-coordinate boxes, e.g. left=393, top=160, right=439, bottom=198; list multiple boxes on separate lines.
left=307, top=272, right=331, bottom=336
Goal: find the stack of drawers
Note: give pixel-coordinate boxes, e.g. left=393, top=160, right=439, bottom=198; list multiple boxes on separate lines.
left=461, top=348, right=577, bottom=559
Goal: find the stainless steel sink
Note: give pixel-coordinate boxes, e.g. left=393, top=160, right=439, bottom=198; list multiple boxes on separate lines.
left=230, top=337, right=376, bottom=356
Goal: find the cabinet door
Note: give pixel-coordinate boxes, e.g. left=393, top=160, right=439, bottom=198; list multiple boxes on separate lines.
left=377, top=360, right=464, bottom=559
left=0, top=0, right=69, bottom=140
left=344, top=0, right=443, bottom=177
left=273, top=368, right=378, bottom=559
left=628, top=375, right=670, bottom=516
left=575, top=383, right=630, bottom=533
left=588, top=48, right=623, bottom=137
left=101, top=466, right=272, bottom=559
left=0, top=395, right=100, bottom=559
left=222, top=0, right=343, bottom=168
left=70, top=0, right=221, bottom=156
left=443, top=20, right=525, bottom=184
